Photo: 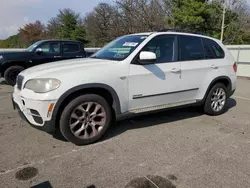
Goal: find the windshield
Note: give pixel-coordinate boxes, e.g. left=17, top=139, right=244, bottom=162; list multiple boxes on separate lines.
left=26, top=41, right=42, bottom=52
left=91, top=35, right=148, bottom=61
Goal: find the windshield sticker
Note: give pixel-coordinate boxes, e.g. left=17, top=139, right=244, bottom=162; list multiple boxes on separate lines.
left=114, top=54, right=126, bottom=59
left=123, top=42, right=138, bottom=47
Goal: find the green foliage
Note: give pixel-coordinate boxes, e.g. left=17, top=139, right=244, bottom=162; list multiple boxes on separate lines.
left=55, top=9, right=87, bottom=42
left=0, top=34, right=25, bottom=48
left=70, top=25, right=87, bottom=43
left=168, top=0, right=250, bottom=44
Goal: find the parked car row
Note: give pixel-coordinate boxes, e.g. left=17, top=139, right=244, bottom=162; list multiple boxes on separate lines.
left=0, top=40, right=98, bottom=85
left=11, top=30, right=237, bottom=145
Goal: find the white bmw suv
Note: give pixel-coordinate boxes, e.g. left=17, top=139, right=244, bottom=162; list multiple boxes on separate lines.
left=12, top=31, right=237, bottom=145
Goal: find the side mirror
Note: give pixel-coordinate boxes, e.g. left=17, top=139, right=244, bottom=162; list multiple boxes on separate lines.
left=35, top=48, right=43, bottom=55
left=139, top=51, right=156, bottom=65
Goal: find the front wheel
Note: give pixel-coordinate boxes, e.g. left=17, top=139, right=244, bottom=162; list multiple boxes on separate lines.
left=59, top=94, right=112, bottom=145
left=204, top=83, right=228, bottom=116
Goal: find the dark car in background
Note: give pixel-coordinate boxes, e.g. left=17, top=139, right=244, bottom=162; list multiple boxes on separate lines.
left=0, top=40, right=90, bottom=85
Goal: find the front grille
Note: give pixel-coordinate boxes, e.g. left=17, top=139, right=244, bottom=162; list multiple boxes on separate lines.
left=16, top=75, right=24, bottom=90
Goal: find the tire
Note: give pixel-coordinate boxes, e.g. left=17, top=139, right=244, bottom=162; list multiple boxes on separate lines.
left=204, top=83, right=228, bottom=116
left=59, top=94, right=112, bottom=145
left=4, top=66, right=24, bottom=86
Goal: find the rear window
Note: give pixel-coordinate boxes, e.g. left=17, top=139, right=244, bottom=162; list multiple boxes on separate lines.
left=179, top=35, right=205, bottom=61
left=202, top=38, right=225, bottom=59
left=63, top=43, right=80, bottom=53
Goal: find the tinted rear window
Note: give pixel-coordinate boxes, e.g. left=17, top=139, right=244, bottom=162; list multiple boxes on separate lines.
left=179, top=35, right=204, bottom=61
left=202, top=38, right=225, bottom=59
left=63, top=43, right=80, bottom=53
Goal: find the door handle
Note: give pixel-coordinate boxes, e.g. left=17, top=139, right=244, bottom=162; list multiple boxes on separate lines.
left=54, top=56, right=61, bottom=58
left=170, top=68, right=181, bottom=73
left=211, top=65, right=218, bottom=69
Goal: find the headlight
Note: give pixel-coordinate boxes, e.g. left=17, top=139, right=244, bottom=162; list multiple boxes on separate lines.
left=0, top=55, right=3, bottom=60
left=24, top=78, right=61, bottom=93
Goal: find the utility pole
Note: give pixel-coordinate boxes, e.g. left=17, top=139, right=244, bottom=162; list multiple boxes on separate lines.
left=220, top=0, right=226, bottom=42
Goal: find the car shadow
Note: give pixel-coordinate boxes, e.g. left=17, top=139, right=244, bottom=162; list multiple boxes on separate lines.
left=101, top=98, right=237, bottom=142
left=53, top=98, right=237, bottom=143
left=144, top=64, right=166, bottom=80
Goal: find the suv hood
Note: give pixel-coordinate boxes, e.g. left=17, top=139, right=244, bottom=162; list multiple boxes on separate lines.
left=21, top=58, right=118, bottom=78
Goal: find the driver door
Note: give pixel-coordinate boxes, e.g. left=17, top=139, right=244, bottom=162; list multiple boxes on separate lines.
left=128, top=35, right=183, bottom=111
left=31, top=42, right=62, bottom=67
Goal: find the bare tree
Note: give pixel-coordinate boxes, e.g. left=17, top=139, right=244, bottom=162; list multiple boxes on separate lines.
left=115, top=0, right=167, bottom=32
left=85, top=3, right=119, bottom=46
left=19, top=20, right=46, bottom=45
left=46, top=17, right=60, bottom=39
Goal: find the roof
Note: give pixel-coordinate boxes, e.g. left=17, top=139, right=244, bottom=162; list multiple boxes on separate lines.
left=129, top=32, right=153, bottom=36
left=39, top=39, right=83, bottom=43
left=128, top=30, right=219, bottom=42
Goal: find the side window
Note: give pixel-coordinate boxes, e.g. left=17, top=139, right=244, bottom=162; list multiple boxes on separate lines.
left=212, top=42, right=224, bottom=58
left=142, top=35, right=178, bottom=63
left=63, top=43, right=80, bottom=53
left=179, top=35, right=204, bottom=61
left=203, top=38, right=225, bottom=59
left=38, top=42, right=60, bottom=53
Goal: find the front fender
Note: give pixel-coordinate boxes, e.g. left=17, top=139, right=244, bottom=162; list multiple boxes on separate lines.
left=51, top=83, right=122, bottom=120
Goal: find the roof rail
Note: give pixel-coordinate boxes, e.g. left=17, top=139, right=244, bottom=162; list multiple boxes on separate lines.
left=158, top=28, right=202, bottom=35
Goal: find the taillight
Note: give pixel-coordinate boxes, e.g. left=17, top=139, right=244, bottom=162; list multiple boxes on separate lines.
left=233, top=63, right=237, bottom=72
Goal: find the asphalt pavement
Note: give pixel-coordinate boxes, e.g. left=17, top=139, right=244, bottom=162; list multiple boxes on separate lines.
left=0, top=78, right=250, bottom=188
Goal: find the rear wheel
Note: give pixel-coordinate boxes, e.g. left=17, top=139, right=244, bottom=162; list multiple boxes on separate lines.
left=4, top=66, right=24, bottom=86
left=204, top=83, right=228, bottom=116
left=59, top=94, right=112, bottom=145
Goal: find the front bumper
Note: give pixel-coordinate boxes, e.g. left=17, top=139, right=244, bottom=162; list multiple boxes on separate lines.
left=12, top=89, right=57, bottom=133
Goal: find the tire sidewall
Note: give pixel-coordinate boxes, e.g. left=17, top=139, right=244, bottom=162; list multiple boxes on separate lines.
left=59, top=94, right=112, bottom=145
left=4, top=66, right=24, bottom=86
left=204, top=83, right=228, bottom=115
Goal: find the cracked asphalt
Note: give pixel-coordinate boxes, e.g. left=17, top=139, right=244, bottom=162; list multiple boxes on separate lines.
left=0, top=78, right=250, bottom=188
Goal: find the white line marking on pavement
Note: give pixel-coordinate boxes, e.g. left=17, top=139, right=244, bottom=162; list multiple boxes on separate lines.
left=234, top=96, right=250, bottom=101
left=0, top=139, right=113, bottom=175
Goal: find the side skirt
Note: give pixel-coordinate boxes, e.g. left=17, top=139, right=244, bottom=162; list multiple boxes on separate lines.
left=129, top=100, right=197, bottom=113
left=116, top=100, right=197, bottom=121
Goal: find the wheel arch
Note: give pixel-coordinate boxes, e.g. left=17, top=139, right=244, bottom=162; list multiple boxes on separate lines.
left=0, top=61, right=27, bottom=75
left=52, top=83, right=121, bottom=126
left=203, top=76, right=232, bottom=101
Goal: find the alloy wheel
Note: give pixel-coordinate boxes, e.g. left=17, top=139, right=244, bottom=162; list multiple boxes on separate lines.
left=69, top=102, right=106, bottom=139
left=211, top=88, right=226, bottom=112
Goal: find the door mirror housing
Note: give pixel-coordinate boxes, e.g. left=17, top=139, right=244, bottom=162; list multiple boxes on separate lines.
left=139, top=51, right=156, bottom=65
left=35, top=48, right=43, bottom=55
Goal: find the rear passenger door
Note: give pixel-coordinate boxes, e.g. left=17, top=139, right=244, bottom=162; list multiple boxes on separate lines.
left=178, top=35, right=225, bottom=101
left=177, top=35, right=207, bottom=101
left=62, top=42, right=84, bottom=60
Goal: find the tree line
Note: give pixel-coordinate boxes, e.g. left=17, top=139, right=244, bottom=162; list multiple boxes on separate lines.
left=0, top=0, right=250, bottom=48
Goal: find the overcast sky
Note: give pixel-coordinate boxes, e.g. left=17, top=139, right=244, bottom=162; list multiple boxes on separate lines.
left=0, top=0, right=249, bottom=39
left=0, top=0, right=112, bottom=39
